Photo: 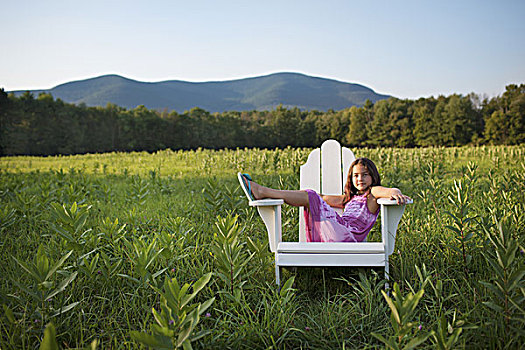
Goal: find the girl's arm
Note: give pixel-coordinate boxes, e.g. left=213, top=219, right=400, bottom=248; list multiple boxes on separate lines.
left=370, top=186, right=411, bottom=205
left=321, top=194, right=345, bottom=208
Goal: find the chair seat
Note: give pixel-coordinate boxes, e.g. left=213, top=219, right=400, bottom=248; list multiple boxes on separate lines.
left=277, top=242, right=385, bottom=254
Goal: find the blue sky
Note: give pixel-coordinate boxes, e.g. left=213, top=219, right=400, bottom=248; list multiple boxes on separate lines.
left=2, top=0, right=524, bottom=99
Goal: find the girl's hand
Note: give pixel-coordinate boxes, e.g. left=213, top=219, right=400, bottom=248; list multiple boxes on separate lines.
left=371, top=186, right=412, bottom=204
left=390, top=193, right=412, bottom=205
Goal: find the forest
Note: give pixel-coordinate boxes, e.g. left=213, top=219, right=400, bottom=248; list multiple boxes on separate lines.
left=0, top=84, right=523, bottom=156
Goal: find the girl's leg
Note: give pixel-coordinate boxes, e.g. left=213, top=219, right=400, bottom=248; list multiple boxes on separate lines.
left=250, top=181, right=309, bottom=208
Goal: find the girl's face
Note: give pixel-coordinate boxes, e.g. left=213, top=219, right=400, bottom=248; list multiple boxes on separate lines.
left=352, top=163, right=373, bottom=193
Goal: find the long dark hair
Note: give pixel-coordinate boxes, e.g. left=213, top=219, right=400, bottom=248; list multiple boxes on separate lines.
left=342, top=157, right=381, bottom=205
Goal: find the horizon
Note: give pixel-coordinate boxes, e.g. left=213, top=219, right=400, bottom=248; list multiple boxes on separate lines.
left=1, top=0, right=524, bottom=99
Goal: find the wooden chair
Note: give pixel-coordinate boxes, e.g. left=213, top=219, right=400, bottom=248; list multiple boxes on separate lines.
left=243, top=139, right=411, bottom=286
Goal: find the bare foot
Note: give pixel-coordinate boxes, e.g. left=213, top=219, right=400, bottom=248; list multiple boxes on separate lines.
left=249, top=181, right=263, bottom=200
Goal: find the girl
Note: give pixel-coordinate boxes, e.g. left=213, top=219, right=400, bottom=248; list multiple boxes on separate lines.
left=238, top=157, right=411, bottom=243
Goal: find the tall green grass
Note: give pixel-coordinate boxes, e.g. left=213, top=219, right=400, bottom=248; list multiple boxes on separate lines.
left=1, top=145, right=524, bottom=348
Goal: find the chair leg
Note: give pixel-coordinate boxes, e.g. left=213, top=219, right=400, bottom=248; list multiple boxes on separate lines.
left=384, top=260, right=390, bottom=291
left=275, top=265, right=281, bottom=287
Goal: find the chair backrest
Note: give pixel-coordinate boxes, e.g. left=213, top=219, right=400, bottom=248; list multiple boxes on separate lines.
left=299, top=140, right=355, bottom=241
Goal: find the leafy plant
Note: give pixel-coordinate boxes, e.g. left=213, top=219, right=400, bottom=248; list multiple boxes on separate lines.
left=371, top=282, right=431, bottom=350
left=412, top=265, right=466, bottom=349
left=216, top=276, right=298, bottom=349
left=49, top=202, right=93, bottom=253
left=211, top=215, right=254, bottom=298
left=444, top=180, right=477, bottom=274
left=245, top=236, right=273, bottom=276
left=14, top=191, right=42, bottom=217
left=96, top=251, right=123, bottom=284
left=38, top=322, right=99, bottom=350
left=130, top=272, right=215, bottom=350
left=12, top=246, right=79, bottom=323
left=0, top=206, right=16, bottom=234
left=39, top=322, right=59, bottom=350
left=253, top=276, right=298, bottom=343
left=120, top=237, right=167, bottom=287
left=202, top=179, right=244, bottom=215
left=157, top=217, right=191, bottom=260
left=98, top=217, right=126, bottom=246
left=78, top=252, right=100, bottom=277
left=130, top=175, right=150, bottom=206
left=430, top=311, right=464, bottom=350
left=479, top=215, right=525, bottom=348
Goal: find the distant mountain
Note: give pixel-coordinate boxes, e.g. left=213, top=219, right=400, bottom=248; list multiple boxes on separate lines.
left=10, top=72, right=391, bottom=112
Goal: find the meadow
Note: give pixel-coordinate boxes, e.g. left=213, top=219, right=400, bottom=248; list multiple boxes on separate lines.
left=0, top=145, right=524, bottom=349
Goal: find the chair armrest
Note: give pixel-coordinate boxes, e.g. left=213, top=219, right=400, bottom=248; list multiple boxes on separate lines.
left=250, top=199, right=283, bottom=252
left=378, top=199, right=411, bottom=256
left=249, top=199, right=285, bottom=207
left=377, top=198, right=413, bottom=205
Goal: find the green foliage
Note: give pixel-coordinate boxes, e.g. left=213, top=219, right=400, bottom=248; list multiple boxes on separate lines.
left=12, top=246, right=79, bottom=322
left=0, top=145, right=524, bottom=348
left=39, top=322, right=59, bottom=350
left=431, top=312, right=464, bottom=350
left=129, top=175, right=150, bottom=206
left=98, top=216, right=127, bottom=246
left=120, top=236, right=167, bottom=287
left=0, top=206, right=16, bottom=233
left=202, top=179, right=244, bottom=216
left=484, top=84, right=525, bottom=145
left=130, top=272, right=215, bottom=350
left=49, top=202, right=92, bottom=253
left=211, top=215, right=254, bottom=297
left=2, top=84, right=523, bottom=156
left=212, top=276, right=298, bottom=348
left=38, top=322, right=98, bottom=350
left=444, top=180, right=477, bottom=273
left=372, top=282, right=431, bottom=349
left=414, top=265, right=466, bottom=349
left=479, top=215, right=525, bottom=347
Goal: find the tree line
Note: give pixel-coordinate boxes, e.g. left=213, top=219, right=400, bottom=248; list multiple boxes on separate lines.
left=0, top=84, right=523, bottom=156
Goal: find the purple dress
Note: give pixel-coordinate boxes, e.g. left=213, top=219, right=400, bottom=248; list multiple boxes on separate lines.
left=304, top=189, right=379, bottom=242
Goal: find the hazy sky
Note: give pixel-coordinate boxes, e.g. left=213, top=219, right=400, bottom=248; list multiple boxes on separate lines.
left=2, top=0, right=524, bottom=99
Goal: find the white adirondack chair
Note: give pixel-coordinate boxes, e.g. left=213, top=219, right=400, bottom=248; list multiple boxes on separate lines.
left=245, top=139, right=411, bottom=286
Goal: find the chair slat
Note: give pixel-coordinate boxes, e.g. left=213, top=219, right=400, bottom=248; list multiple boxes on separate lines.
left=342, top=147, right=356, bottom=190
left=321, top=140, right=342, bottom=195
left=299, top=148, right=320, bottom=242
left=300, top=148, right=320, bottom=192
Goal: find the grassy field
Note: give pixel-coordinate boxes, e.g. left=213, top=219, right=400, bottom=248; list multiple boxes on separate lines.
left=1, top=145, right=524, bottom=349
